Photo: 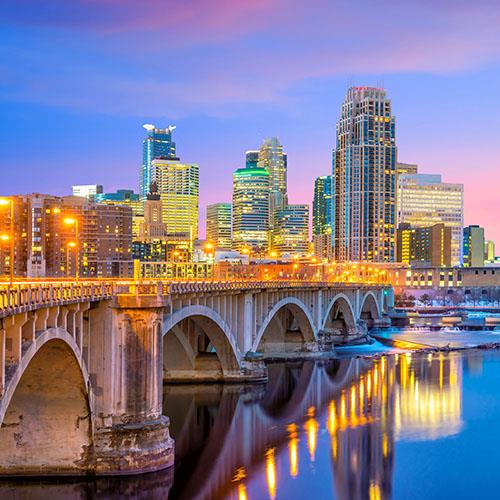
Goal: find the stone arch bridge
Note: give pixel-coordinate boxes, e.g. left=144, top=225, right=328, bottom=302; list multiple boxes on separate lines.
left=0, top=280, right=393, bottom=476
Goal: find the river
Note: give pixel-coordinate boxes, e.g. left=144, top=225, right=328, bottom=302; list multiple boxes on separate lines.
left=3, top=343, right=500, bottom=499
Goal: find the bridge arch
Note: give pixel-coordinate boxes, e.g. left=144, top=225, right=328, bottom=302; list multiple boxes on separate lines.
left=359, top=291, right=381, bottom=326
left=0, top=330, right=93, bottom=476
left=253, top=297, right=317, bottom=353
left=163, top=305, right=241, bottom=381
left=321, top=293, right=357, bottom=333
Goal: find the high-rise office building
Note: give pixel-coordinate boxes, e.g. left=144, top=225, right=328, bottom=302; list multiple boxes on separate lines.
left=72, top=184, right=103, bottom=201
left=141, top=124, right=178, bottom=199
left=272, top=204, right=309, bottom=255
left=245, top=150, right=259, bottom=169
left=313, top=175, right=333, bottom=236
left=397, top=173, right=464, bottom=266
left=232, top=167, right=270, bottom=252
left=206, top=203, right=232, bottom=248
left=258, top=137, right=288, bottom=215
left=333, top=87, right=397, bottom=262
left=485, top=240, right=496, bottom=263
left=397, top=223, right=452, bottom=267
left=150, top=159, right=199, bottom=240
left=463, top=225, right=485, bottom=267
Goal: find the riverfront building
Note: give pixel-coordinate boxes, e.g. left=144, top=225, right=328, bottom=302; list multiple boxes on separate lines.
left=272, top=204, right=310, bottom=256
left=397, top=223, right=452, bottom=267
left=332, top=87, right=397, bottom=262
left=141, top=124, right=178, bottom=199
left=232, top=166, right=270, bottom=253
left=463, top=225, right=485, bottom=267
left=397, top=173, right=464, bottom=266
left=150, top=159, right=199, bottom=241
left=206, top=203, right=232, bottom=249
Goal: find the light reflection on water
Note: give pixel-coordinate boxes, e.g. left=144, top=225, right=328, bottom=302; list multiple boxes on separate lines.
left=4, top=350, right=500, bottom=499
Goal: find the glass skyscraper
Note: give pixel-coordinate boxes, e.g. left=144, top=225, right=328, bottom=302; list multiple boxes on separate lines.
left=232, top=167, right=270, bottom=252
left=333, top=87, right=397, bottom=262
left=141, top=124, right=177, bottom=199
left=313, top=175, right=333, bottom=236
left=206, top=203, right=232, bottom=249
left=272, top=204, right=309, bottom=255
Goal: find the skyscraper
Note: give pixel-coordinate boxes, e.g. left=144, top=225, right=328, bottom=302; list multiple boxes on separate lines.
left=150, top=159, right=199, bottom=240
left=463, top=225, right=485, bottom=267
left=272, top=204, right=310, bottom=256
left=141, top=124, right=177, bottom=199
left=333, top=87, right=397, bottom=262
left=137, top=183, right=167, bottom=242
left=258, top=137, right=288, bottom=215
left=397, top=173, right=464, bottom=266
left=245, top=150, right=259, bottom=169
left=206, top=203, right=232, bottom=248
left=313, top=175, right=333, bottom=236
left=232, top=167, right=270, bottom=252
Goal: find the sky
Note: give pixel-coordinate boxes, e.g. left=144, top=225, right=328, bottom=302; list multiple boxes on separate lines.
left=1, top=0, right=500, bottom=243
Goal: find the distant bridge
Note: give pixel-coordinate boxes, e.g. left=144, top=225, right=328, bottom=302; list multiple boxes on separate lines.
left=0, top=280, right=393, bottom=476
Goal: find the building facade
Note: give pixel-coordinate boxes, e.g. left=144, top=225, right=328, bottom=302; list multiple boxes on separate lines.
left=397, top=223, right=452, bottom=267
left=232, top=167, right=270, bottom=253
left=72, top=184, right=103, bottom=201
left=95, top=189, right=142, bottom=238
left=333, top=87, right=397, bottom=262
left=485, top=240, right=496, bottom=263
left=272, top=204, right=310, bottom=255
left=463, top=225, right=485, bottom=267
left=150, top=159, right=199, bottom=240
left=397, top=173, right=464, bottom=266
left=141, top=124, right=177, bottom=199
left=245, top=151, right=259, bottom=169
left=206, top=203, right=232, bottom=249
left=313, top=175, right=333, bottom=237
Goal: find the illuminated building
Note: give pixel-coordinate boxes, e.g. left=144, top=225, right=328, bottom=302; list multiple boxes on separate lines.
left=485, top=240, right=496, bottom=263
left=397, top=173, right=464, bottom=265
left=333, top=87, right=397, bottom=262
left=463, top=225, right=485, bottom=267
left=95, top=189, right=143, bottom=238
left=258, top=137, right=288, bottom=216
left=396, top=223, right=452, bottom=267
left=72, top=184, right=103, bottom=201
left=232, top=166, right=270, bottom=252
left=272, top=204, right=309, bottom=255
left=206, top=203, right=232, bottom=248
left=313, top=175, right=333, bottom=259
left=136, top=182, right=167, bottom=241
left=0, top=194, right=133, bottom=278
left=396, top=162, right=418, bottom=176
left=245, top=150, right=259, bottom=169
left=141, top=123, right=178, bottom=199
left=151, top=158, right=199, bottom=240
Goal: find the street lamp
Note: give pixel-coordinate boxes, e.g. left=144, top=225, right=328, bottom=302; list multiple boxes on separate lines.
left=0, top=198, right=14, bottom=286
left=63, top=217, right=79, bottom=281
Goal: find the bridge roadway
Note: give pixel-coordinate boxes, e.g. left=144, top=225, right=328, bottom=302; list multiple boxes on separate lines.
left=0, top=279, right=393, bottom=477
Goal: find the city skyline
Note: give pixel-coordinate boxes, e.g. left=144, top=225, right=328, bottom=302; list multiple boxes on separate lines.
left=1, top=0, right=499, bottom=244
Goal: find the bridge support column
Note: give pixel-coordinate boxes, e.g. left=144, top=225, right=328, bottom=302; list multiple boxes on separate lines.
left=89, top=300, right=174, bottom=475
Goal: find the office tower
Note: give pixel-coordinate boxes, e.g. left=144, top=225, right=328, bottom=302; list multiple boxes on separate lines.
left=312, top=175, right=333, bottom=260
left=463, top=225, right=485, bottom=267
left=0, top=194, right=133, bottom=278
left=485, top=240, right=496, bottom=263
left=397, top=173, right=464, bottom=266
left=333, top=87, right=397, bottom=262
left=245, top=150, right=259, bottom=169
left=272, top=204, right=310, bottom=256
left=137, top=183, right=167, bottom=241
left=150, top=159, right=199, bottom=240
left=95, top=189, right=143, bottom=238
left=206, top=203, right=232, bottom=248
left=232, top=166, right=270, bottom=252
left=396, top=163, right=418, bottom=176
left=258, top=137, right=288, bottom=215
left=72, top=184, right=103, bottom=201
left=397, top=223, right=452, bottom=267
left=141, top=124, right=178, bottom=199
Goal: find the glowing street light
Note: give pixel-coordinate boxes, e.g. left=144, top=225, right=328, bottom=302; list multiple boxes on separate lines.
left=63, top=217, right=79, bottom=280
left=0, top=197, right=14, bottom=285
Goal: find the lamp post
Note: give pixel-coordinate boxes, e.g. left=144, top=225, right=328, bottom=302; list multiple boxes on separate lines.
left=0, top=198, right=14, bottom=286
left=63, top=217, right=79, bottom=281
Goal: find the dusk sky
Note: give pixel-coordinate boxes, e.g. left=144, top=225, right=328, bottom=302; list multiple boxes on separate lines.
left=1, top=0, right=499, bottom=242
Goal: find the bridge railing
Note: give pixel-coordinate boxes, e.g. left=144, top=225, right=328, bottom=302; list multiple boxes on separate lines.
left=0, top=280, right=388, bottom=314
